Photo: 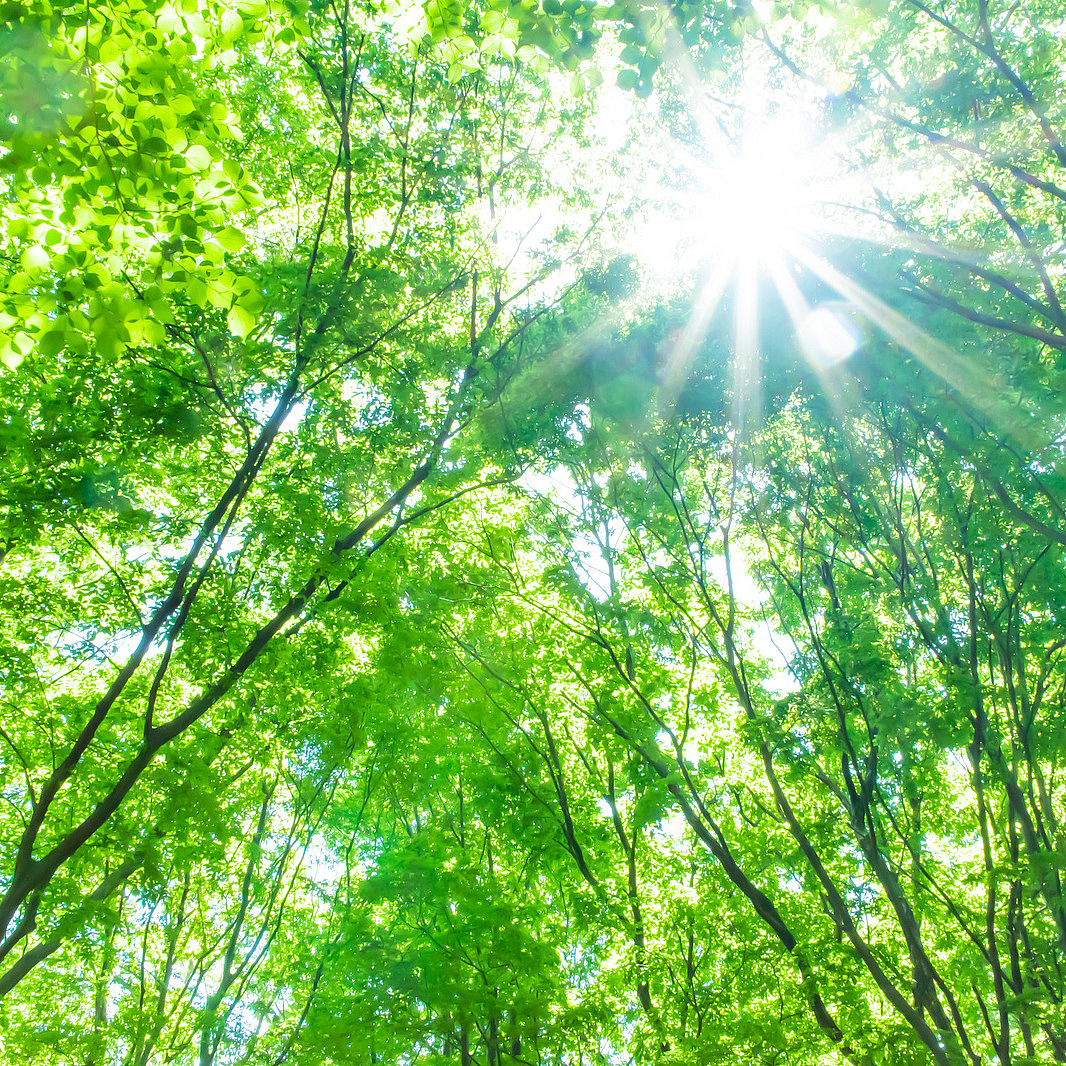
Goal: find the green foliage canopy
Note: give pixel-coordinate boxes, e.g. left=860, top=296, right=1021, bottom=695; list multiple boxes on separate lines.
left=2, top=1, right=1066, bottom=1064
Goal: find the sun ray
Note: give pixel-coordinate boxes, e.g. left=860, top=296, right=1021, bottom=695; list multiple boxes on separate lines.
left=654, top=254, right=735, bottom=418
left=732, top=245, right=762, bottom=443
left=595, top=8, right=1066, bottom=448
left=789, top=245, right=1040, bottom=440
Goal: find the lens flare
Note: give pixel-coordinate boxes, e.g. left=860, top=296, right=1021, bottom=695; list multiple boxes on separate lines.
left=796, top=305, right=863, bottom=368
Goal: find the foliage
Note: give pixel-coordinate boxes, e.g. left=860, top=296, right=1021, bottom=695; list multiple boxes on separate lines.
left=2, top=0, right=1066, bottom=1064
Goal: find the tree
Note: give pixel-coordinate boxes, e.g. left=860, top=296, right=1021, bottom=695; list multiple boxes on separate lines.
left=2, top=0, right=1066, bottom=1063
left=0, top=0, right=597, bottom=1044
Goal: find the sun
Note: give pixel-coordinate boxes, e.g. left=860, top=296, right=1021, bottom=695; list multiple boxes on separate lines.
left=642, top=95, right=1005, bottom=432
left=590, top=73, right=896, bottom=433
left=631, top=91, right=853, bottom=351
left=690, top=109, right=828, bottom=269
left=618, top=81, right=843, bottom=287
left=588, top=55, right=1002, bottom=431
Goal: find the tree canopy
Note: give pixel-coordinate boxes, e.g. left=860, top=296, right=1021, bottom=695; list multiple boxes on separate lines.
left=2, top=0, right=1066, bottom=1063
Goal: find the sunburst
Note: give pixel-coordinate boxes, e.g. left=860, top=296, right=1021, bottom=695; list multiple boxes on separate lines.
left=617, top=75, right=868, bottom=423
left=610, top=46, right=1015, bottom=438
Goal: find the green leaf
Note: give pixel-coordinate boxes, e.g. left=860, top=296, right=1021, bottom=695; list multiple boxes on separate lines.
left=227, top=303, right=256, bottom=337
